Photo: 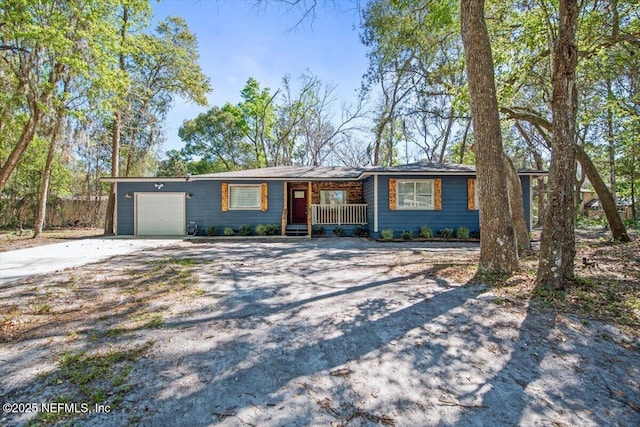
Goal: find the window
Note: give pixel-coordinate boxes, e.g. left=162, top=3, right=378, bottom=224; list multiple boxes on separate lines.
left=229, top=185, right=261, bottom=210
left=397, top=180, right=434, bottom=209
left=320, top=190, right=346, bottom=205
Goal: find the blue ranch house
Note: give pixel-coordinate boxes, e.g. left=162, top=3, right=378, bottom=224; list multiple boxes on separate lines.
left=102, top=162, right=542, bottom=238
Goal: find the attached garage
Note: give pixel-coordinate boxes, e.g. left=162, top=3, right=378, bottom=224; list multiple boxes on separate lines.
left=135, top=193, right=186, bottom=236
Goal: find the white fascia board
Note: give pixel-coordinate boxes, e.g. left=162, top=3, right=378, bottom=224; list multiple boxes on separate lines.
left=100, top=177, right=188, bottom=183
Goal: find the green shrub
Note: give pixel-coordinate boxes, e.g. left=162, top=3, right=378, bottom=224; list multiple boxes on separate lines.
left=333, top=226, right=346, bottom=237
left=401, top=230, right=413, bottom=240
left=456, top=226, right=470, bottom=239
left=255, top=224, right=279, bottom=236
left=239, top=224, right=253, bottom=236
left=381, top=229, right=394, bottom=240
left=623, top=218, right=639, bottom=229
left=313, top=225, right=325, bottom=236
left=419, top=226, right=433, bottom=238
left=439, top=228, right=453, bottom=239
left=265, top=224, right=279, bottom=235
left=223, top=227, right=234, bottom=236
left=207, top=226, right=216, bottom=236
left=576, top=215, right=608, bottom=228
left=354, top=225, right=369, bottom=237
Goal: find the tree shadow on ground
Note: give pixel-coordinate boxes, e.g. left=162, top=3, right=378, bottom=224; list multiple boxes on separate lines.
left=2, top=241, right=639, bottom=426
left=138, top=270, right=483, bottom=426
left=449, top=280, right=640, bottom=427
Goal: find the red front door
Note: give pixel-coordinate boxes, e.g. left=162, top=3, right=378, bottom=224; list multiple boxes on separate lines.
left=291, top=189, right=307, bottom=224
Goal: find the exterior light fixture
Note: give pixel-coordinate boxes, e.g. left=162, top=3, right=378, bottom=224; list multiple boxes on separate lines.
left=125, top=192, right=133, bottom=199
left=154, top=183, right=164, bottom=189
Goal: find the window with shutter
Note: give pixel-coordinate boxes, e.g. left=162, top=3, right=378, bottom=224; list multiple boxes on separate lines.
left=395, top=179, right=438, bottom=210
left=228, top=184, right=262, bottom=210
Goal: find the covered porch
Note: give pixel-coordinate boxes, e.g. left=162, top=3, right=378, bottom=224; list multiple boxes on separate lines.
left=282, top=181, right=368, bottom=236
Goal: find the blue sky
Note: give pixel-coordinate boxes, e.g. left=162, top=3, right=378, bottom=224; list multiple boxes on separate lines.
left=151, top=0, right=370, bottom=154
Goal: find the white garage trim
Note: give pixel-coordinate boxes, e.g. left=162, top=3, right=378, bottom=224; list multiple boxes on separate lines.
left=135, top=192, right=186, bottom=236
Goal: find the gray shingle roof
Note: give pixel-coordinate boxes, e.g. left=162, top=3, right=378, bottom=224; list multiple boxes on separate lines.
left=364, top=161, right=477, bottom=174
left=192, top=165, right=364, bottom=180
left=102, top=162, right=545, bottom=183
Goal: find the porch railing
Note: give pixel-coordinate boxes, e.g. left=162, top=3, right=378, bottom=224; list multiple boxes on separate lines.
left=311, top=204, right=367, bottom=225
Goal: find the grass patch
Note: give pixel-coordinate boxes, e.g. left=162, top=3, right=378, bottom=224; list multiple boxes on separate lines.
left=128, top=311, right=165, bottom=330
left=192, top=287, right=206, bottom=297
left=163, top=257, right=196, bottom=267
left=532, top=286, right=567, bottom=304
left=32, top=302, right=51, bottom=315
left=145, top=314, right=165, bottom=329
left=106, top=327, right=129, bottom=337
left=40, top=342, right=152, bottom=424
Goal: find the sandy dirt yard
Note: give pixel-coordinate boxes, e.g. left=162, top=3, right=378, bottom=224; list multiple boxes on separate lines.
left=1, top=237, right=639, bottom=426
left=0, top=228, right=104, bottom=253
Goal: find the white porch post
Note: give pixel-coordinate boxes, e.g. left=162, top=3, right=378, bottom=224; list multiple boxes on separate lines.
left=374, top=174, right=379, bottom=233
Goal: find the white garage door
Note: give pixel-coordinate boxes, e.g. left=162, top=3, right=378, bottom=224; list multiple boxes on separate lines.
left=135, top=193, right=185, bottom=236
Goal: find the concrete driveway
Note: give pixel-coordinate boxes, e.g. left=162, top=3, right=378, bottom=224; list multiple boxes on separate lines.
left=0, top=237, right=178, bottom=285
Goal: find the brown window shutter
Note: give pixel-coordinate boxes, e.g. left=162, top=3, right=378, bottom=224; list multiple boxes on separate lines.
left=261, top=183, right=268, bottom=211
left=468, top=178, right=475, bottom=210
left=434, top=178, right=442, bottom=210
left=221, top=182, right=228, bottom=212
left=388, top=178, right=396, bottom=210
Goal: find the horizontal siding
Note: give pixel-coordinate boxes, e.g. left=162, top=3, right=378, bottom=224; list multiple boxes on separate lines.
left=362, top=177, right=375, bottom=229
left=117, top=175, right=531, bottom=237
left=375, top=175, right=479, bottom=237
left=117, top=180, right=283, bottom=236
left=214, top=181, right=284, bottom=234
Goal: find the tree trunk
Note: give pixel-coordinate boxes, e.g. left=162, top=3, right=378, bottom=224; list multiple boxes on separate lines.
left=104, top=110, right=121, bottom=236
left=104, top=6, right=129, bottom=235
left=631, top=145, right=637, bottom=221
left=536, top=0, right=579, bottom=290
left=508, top=112, right=627, bottom=239
left=458, top=118, right=471, bottom=164
left=0, top=113, right=41, bottom=192
left=514, top=121, right=545, bottom=227
left=438, top=114, right=454, bottom=163
left=33, top=138, right=57, bottom=238
left=504, top=155, right=531, bottom=252
left=373, top=112, right=390, bottom=166
left=33, top=79, right=70, bottom=238
left=0, top=62, right=61, bottom=193
left=460, top=0, right=518, bottom=275
left=606, top=79, right=617, bottom=201
left=33, top=138, right=57, bottom=239
left=576, top=144, right=630, bottom=241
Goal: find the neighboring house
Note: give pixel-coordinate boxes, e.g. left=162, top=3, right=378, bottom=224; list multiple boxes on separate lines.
left=583, top=193, right=635, bottom=220
left=101, top=162, right=543, bottom=237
